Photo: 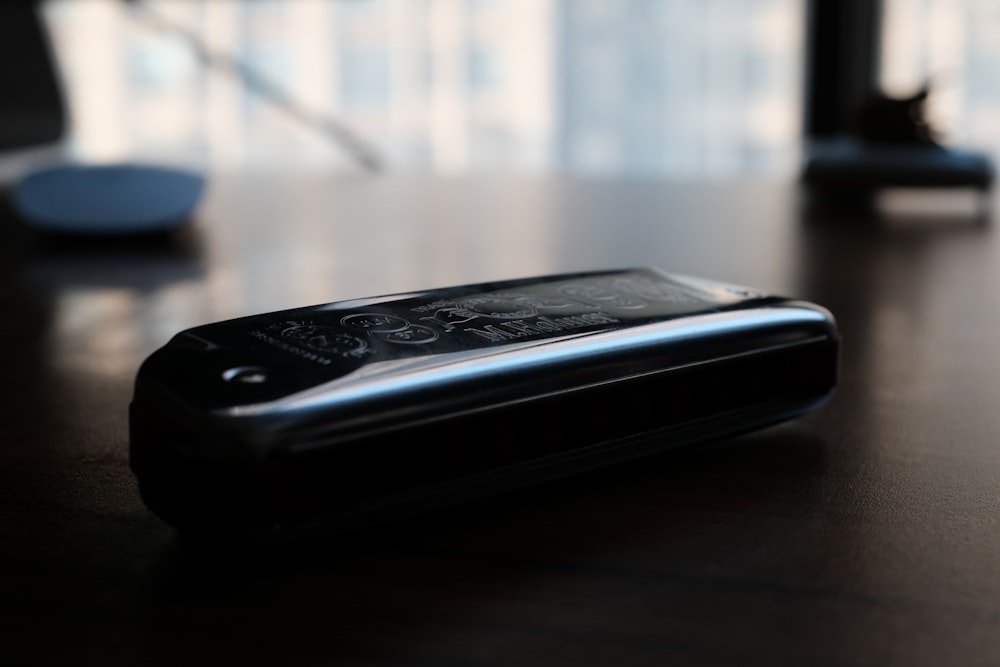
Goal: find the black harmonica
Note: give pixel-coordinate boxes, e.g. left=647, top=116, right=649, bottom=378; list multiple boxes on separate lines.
left=129, top=268, right=838, bottom=542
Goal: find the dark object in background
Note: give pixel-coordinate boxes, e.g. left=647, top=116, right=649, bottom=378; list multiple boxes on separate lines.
left=804, top=0, right=883, bottom=140
left=1, top=3, right=205, bottom=235
left=855, top=85, right=939, bottom=147
left=130, top=268, right=839, bottom=544
left=802, top=84, right=995, bottom=203
left=0, top=4, right=66, bottom=152
left=803, top=137, right=994, bottom=191
left=12, top=163, right=204, bottom=235
left=801, top=0, right=993, bottom=209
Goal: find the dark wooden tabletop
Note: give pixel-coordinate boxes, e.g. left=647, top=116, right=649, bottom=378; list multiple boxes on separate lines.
left=3, top=173, right=999, bottom=666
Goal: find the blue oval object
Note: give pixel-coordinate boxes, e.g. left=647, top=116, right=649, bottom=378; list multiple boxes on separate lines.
left=12, top=163, right=204, bottom=234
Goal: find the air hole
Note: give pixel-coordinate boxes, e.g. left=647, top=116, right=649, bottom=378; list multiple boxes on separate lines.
left=222, top=367, right=269, bottom=384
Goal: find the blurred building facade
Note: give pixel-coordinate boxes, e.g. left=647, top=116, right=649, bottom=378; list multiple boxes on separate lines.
left=42, top=0, right=804, bottom=176
left=881, top=0, right=1000, bottom=154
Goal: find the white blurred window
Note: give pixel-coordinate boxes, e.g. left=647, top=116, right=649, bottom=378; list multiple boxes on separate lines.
left=41, top=0, right=805, bottom=177
left=881, top=0, right=1000, bottom=155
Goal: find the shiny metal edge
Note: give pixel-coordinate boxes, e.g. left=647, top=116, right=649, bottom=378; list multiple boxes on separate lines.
left=225, top=304, right=834, bottom=420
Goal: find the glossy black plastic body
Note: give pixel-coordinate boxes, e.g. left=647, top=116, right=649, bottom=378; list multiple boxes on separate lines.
left=130, top=268, right=838, bottom=542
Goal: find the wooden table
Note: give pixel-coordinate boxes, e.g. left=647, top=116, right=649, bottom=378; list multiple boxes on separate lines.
left=3, top=173, right=999, bottom=665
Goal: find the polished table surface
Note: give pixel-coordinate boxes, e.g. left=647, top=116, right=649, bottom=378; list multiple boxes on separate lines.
left=2, top=173, right=1000, bottom=665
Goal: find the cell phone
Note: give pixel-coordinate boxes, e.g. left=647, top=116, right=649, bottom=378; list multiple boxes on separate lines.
left=130, top=268, right=838, bottom=542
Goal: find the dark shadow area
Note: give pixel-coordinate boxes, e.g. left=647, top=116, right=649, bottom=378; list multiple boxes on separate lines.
left=146, top=426, right=830, bottom=576
left=119, top=428, right=832, bottom=663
